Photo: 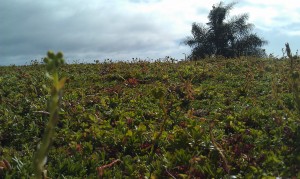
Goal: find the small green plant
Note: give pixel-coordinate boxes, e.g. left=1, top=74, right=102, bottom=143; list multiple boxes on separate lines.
left=33, top=51, right=66, bottom=178
left=148, top=85, right=168, bottom=176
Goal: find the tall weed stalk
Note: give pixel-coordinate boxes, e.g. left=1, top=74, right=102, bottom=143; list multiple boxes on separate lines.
left=33, top=51, right=66, bottom=178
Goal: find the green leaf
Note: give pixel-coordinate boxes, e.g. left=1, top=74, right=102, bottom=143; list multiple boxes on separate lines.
left=151, top=87, right=165, bottom=99
left=126, top=130, right=133, bottom=137
left=138, top=124, right=147, bottom=132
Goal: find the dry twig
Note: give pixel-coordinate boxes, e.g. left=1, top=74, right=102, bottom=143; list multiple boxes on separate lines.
left=209, top=121, right=230, bottom=174
left=96, top=159, right=121, bottom=178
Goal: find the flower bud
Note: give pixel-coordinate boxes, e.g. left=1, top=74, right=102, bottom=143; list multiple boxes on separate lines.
left=57, top=52, right=63, bottom=59
left=47, top=51, right=55, bottom=59
left=43, top=57, right=49, bottom=64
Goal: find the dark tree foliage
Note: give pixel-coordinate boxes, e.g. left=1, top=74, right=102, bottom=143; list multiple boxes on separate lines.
left=183, top=1, right=267, bottom=59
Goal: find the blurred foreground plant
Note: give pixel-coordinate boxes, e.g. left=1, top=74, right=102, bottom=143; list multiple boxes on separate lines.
left=33, top=51, right=66, bottom=178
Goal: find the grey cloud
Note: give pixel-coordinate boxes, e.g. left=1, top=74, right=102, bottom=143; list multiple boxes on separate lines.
left=280, top=23, right=300, bottom=31
left=5, top=1, right=298, bottom=65
left=1, top=0, right=185, bottom=65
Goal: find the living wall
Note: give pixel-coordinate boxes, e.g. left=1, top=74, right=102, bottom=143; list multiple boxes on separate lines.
left=0, top=56, right=299, bottom=178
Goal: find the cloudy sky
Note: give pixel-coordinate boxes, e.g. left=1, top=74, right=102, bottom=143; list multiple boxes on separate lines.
left=1, top=0, right=300, bottom=65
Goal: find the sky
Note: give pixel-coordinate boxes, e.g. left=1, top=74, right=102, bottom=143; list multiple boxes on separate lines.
left=1, top=0, right=300, bottom=66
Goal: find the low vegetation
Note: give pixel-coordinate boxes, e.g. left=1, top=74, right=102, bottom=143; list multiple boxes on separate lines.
left=0, top=53, right=300, bottom=178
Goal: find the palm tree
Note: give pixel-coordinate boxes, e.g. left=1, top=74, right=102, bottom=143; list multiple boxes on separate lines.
left=183, top=1, right=267, bottom=59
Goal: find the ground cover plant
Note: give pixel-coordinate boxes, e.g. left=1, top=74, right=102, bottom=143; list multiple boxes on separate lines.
left=0, top=53, right=300, bottom=178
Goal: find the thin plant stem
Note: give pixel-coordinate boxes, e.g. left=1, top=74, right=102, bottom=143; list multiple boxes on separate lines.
left=33, top=51, right=66, bottom=179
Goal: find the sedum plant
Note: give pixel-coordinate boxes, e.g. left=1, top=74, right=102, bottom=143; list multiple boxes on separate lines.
left=33, top=51, right=66, bottom=179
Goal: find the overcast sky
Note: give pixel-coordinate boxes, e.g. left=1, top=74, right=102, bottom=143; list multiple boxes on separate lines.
left=1, top=0, right=300, bottom=65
